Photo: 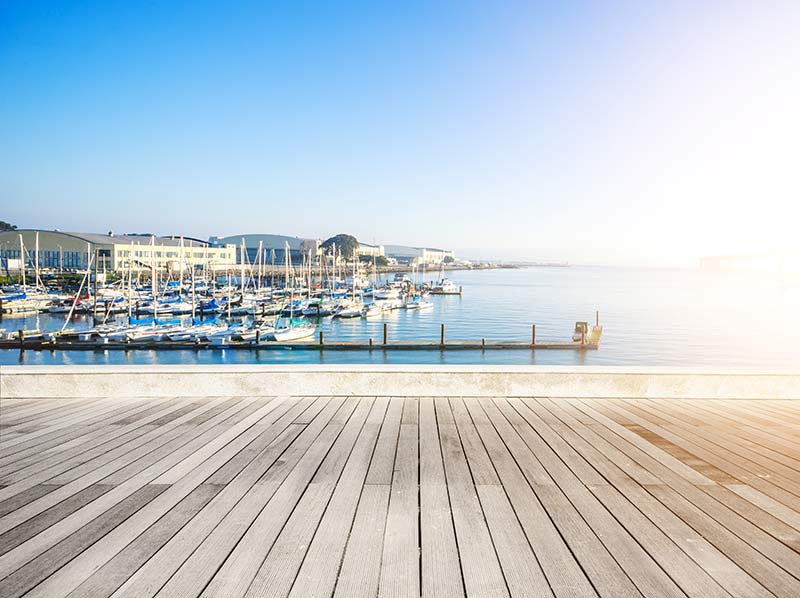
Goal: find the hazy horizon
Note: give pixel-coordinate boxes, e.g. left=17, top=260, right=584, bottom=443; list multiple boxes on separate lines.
left=2, top=2, right=798, bottom=267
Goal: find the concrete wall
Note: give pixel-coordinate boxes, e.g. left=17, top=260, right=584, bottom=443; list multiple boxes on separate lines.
left=2, top=365, right=799, bottom=400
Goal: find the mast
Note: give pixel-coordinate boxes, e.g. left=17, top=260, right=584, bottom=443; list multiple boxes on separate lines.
left=150, top=236, right=157, bottom=301
left=18, top=234, right=26, bottom=292
left=34, top=231, right=39, bottom=290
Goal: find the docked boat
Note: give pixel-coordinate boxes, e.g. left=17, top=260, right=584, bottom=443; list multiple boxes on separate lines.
left=271, top=319, right=316, bottom=341
left=361, top=303, right=383, bottom=318
left=430, top=278, right=460, bottom=295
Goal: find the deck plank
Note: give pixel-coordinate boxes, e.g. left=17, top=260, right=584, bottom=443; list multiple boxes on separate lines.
left=0, top=394, right=798, bottom=598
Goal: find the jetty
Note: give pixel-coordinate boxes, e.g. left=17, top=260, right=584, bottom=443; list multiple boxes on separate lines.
left=0, top=323, right=603, bottom=352
left=0, top=366, right=799, bottom=598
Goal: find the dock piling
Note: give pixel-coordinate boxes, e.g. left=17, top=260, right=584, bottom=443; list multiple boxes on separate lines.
left=440, top=323, right=445, bottom=346
left=531, top=324, right=536, bottom=346
left=383, top=323, right=388, bottom=345
left=319, top=330, right=324, bottom=346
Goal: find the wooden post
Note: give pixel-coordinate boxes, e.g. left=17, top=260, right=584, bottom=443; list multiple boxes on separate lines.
left=383, top=323, right=388, bottom=345
left=319, top=330, right=324, bottom=345
left=481, top=338, right=485, bottom=350
left=596, top=310, right=599, bottom=327
left=531, top=324, right=536, bottom=346
left=255, top=329, right=261, bottom=344
left=18, top=329, right=24, bottom=350
left=440, top=323, right=445, bottom=345
left=369, top=338, right=373, bottom=347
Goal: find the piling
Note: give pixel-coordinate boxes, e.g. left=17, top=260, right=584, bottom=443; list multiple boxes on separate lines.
left=531, top=324, right=536, bottom=346
left=256, top=330, right=261, bottom=344
left=383, top=323, right=388, bottom=345
left=596, top=310, right=600, bottom=326
left=440, top=323, right=445, bottom=345
left=18, top=329, right=24, bottom=350
left=319, top=330, right=324, bottom=346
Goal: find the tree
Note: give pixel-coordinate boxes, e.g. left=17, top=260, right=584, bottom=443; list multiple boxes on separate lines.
left=360, top=254, right=389, bottom=267
left=443, top=255, right=455, bottom=264
left=299, top=239, right=317, bottom=256
left=321, top=234, right=359, bottom=258
left=0, top=221, right=17, bottom=232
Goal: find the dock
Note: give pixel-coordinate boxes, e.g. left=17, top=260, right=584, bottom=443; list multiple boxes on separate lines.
left=0, top=324, right=604, bottom=352
left=0, top=366, right=799, bottom=597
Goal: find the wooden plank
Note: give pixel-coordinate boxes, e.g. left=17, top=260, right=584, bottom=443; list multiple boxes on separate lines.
left=570, top=399, right=800, bottom=593
left=453, top=399, right=553, bottom=598
left=190, top=399, right=357, bottom=598
left=0, top=397, right=245, bottom=530
left=0, top=485, right=167, bottom=598
left=497, top=398, right=685, bottom=598
left=0, top=397, right=283, bottom=593
left=65, top=484, right=222, bottom=598
left=418, top=397, right=463, bottom=598
left=364, top=398, right=404, bottom=485
left=109, top=397, right=330, bottom=598
left=287, top=398, right=388, bottom=598
left=532, top=400, right=770, bottom=598
left=379, top=400, right=420, bottom=598
left=333, top=484, right=391, bottom=598
left=467, top=399, right=599, bottom=598
left=0, top=397, right=231, bottom=505
left=240, top=397, right=376, bottom=598
left=437, top=399, right=509, bottom=598
left=0, top=397, right=179, bottom=481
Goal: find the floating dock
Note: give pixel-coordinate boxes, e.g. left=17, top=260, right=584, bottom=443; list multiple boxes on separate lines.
left=0, top=325, right=603, bottom=352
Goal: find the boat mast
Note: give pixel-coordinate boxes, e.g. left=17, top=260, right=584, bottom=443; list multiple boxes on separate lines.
left=18, top=234, right=26, bottom=292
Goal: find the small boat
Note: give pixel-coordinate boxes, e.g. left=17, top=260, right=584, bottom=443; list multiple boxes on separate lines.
left=361, top=304, right=383, bottom=318
left=334, top=301, right=365, bottom=319
left=271, top=318, right=316, bottom=341
left=430, top=278, right=460, bottom=295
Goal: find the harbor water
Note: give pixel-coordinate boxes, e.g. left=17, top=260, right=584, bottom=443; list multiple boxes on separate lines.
left=2, top=266, right=798, bottom=367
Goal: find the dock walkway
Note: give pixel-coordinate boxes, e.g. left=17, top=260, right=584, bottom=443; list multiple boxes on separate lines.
left=1, top=389, right=799, bottom=597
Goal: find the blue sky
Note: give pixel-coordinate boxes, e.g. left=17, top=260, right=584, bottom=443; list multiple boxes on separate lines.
left=2, top=1, right=798, bottom=265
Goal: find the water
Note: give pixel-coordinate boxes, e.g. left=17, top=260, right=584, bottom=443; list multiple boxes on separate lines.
left=2, top=266, right=798, bottom=367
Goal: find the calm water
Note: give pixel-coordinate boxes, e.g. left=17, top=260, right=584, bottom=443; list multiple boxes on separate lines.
left=2, top=266, right=798, bottom=367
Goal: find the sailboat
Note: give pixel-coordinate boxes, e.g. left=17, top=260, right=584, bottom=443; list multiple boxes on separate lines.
left=271, top=242, right=317, bottom=341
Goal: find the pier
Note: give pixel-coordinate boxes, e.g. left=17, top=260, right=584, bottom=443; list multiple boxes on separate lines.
left=0, top=366, right=799, bottom=597
left=0, top=323, right=604, bottom=352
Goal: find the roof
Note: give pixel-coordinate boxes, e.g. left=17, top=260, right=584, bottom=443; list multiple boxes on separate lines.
left=0, top=229, right=212, bottom=247
left=210, top=234, right=318, bottom=251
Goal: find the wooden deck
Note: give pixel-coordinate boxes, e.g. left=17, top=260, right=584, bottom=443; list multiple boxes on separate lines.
left=0, top=393, right=799, bottom=597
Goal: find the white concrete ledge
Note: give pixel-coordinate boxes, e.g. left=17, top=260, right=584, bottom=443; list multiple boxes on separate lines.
left=2, top=365, right=799, bottom=399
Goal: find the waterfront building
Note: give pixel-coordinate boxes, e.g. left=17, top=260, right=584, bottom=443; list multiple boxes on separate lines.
left=0, top=229, right=236, bottom=273
left=209, top=233, right=320, bottom=265
left=356, top=242, right=385, bottom=258
left=383, top=244, right=455, bottom=265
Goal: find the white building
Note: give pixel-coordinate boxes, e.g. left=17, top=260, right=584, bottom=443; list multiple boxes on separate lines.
left=356, top=242, right=385, bottom=258
left=383, top=244, right=455, bottom=265
left=0, top=230, right=237, bottom=273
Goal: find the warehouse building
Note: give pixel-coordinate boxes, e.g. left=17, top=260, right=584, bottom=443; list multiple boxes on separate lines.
left=0, top=229, right=237, bottom=273
left=383, top=244, right=455, bottom=265
left=209, top=234, right=320, bottom=265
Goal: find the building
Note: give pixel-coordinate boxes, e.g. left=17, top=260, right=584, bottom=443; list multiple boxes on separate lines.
left=209, top=234, right=320, bottom=265
left=356, top=242, right=385, bottom=258
left=383, top=244, right=455, bottom=265
left=0, top=229, right=237, bottom=273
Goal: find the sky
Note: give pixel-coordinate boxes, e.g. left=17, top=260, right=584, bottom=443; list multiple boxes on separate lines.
left=1, top=1, right=799, bottom=266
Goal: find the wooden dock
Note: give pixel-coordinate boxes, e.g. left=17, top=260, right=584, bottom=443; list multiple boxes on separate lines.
left=1, top=389, right=799, bottom=597
left=0, top=325, right=603, bottom=352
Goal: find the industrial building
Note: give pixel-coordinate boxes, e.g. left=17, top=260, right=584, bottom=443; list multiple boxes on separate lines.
left=209, top=234, right=320, bottom=265
left=356, top=242, right=385, bottom=258
left=0, top=229, right=237, bottom=273
left=383, top=244, right=455, bottom=265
